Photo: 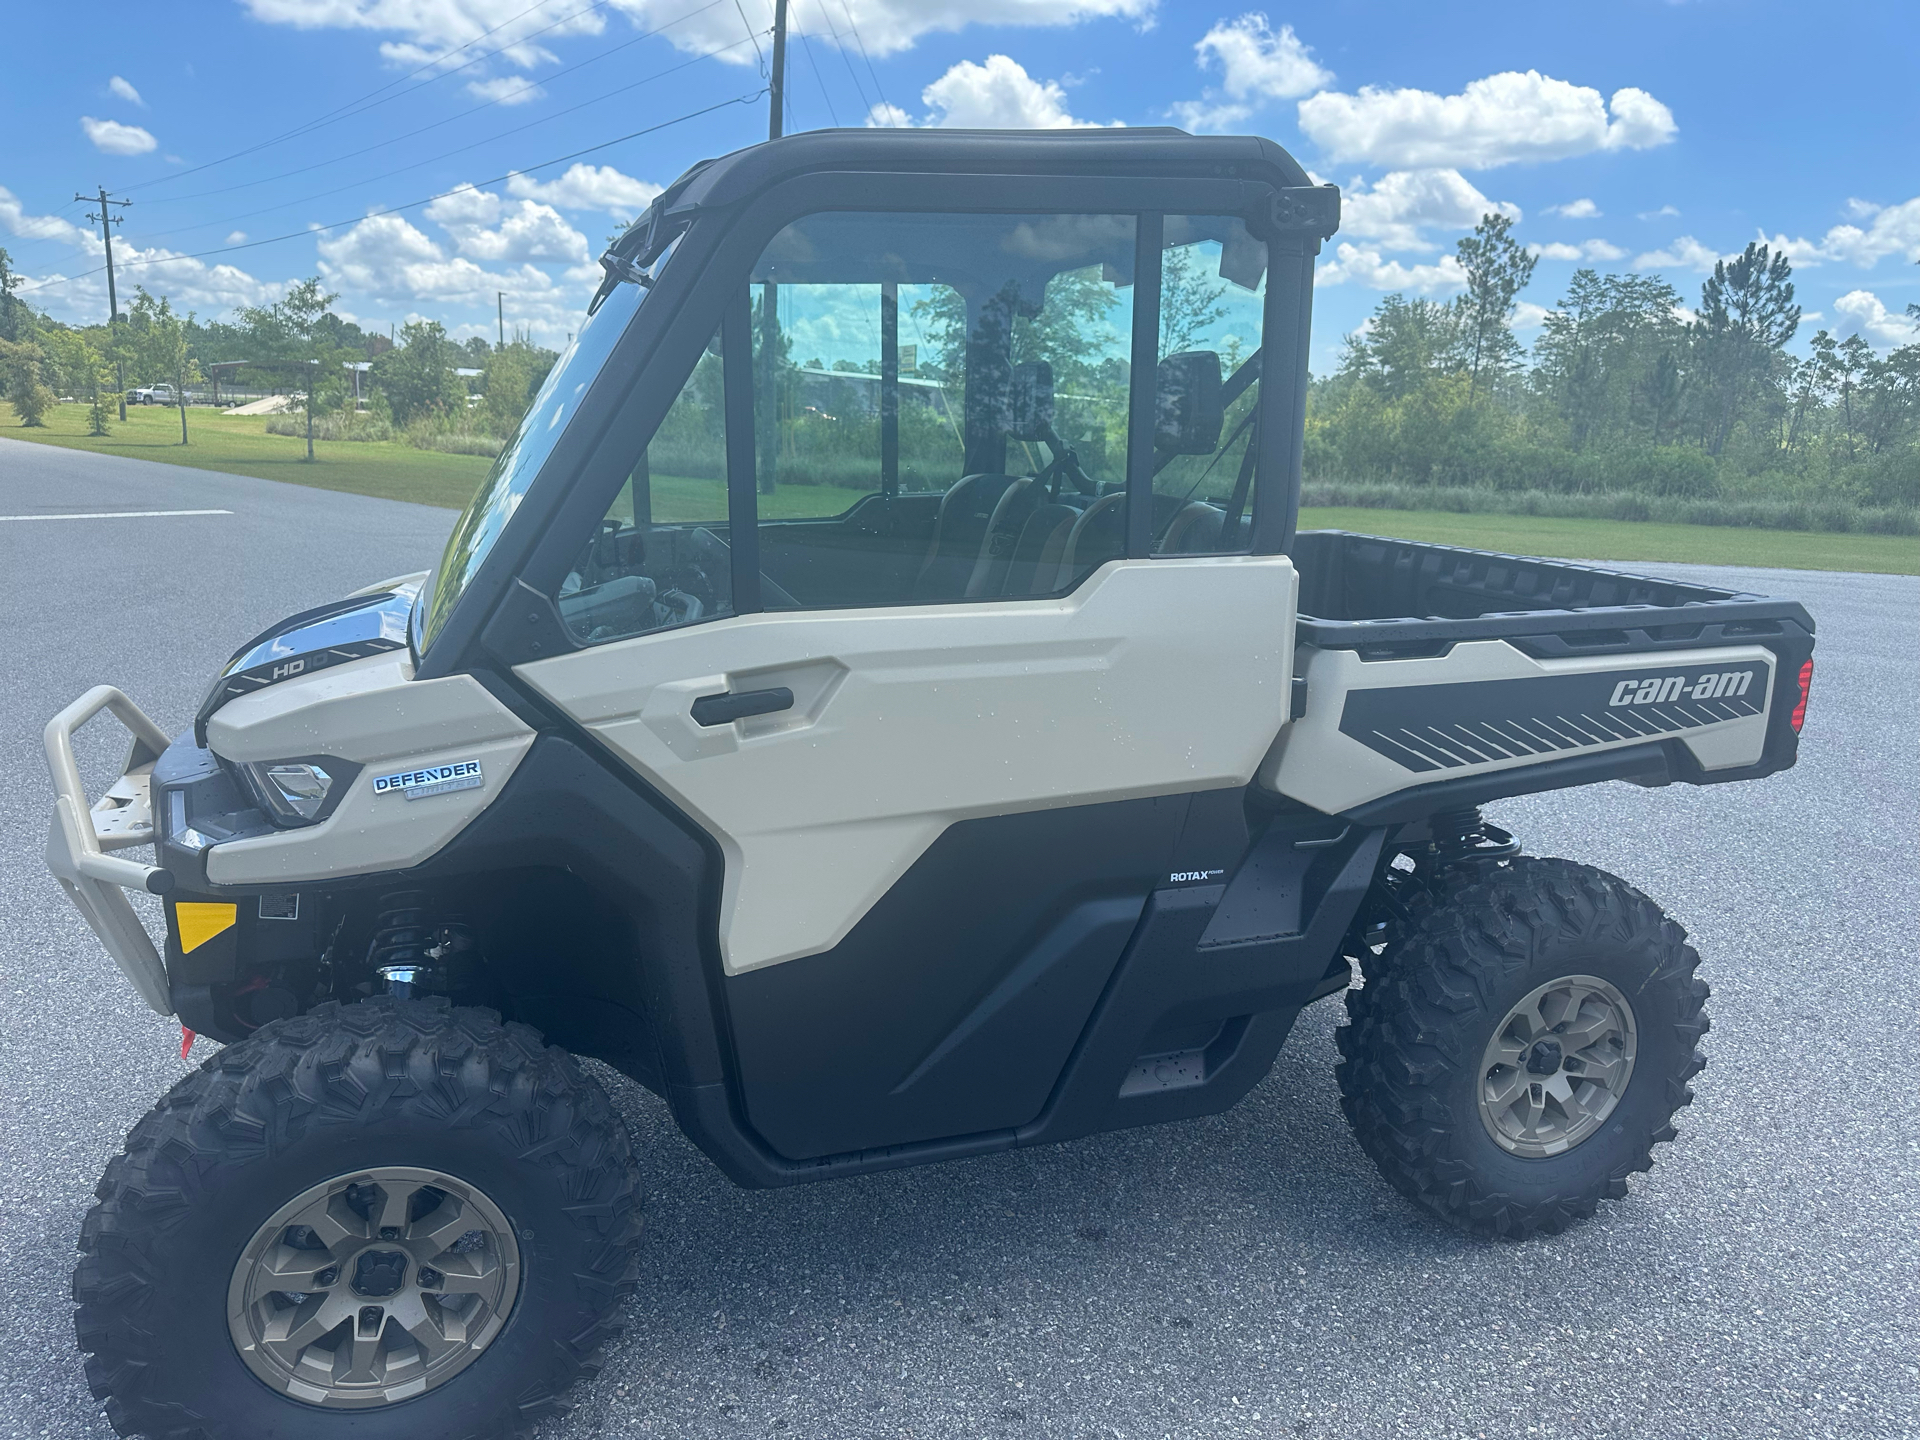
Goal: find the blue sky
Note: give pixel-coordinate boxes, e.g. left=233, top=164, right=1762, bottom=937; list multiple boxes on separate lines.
left=4, top=0, right=1915, bottom=371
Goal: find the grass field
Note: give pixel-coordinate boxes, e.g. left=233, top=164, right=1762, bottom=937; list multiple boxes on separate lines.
left=0, top=403, right=868, bottom=518
left=1296, top=505, right=1920, bottom=575
left=6, top=402, right=1915, bottom=574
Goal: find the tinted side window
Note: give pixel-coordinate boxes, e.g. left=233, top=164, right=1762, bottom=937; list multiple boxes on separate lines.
left=557, top=327, right=735, bottom=645
left=748, top=211, right=1137, bottom=610
left=1151, top=215, right=1269, bottom=556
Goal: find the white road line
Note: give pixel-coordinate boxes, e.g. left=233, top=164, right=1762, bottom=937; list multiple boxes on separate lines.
left=0, top=509, right=234, bottom=522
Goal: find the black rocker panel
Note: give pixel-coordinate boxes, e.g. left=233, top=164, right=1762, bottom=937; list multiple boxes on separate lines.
left=724, top=796, right=1188, bottom=1160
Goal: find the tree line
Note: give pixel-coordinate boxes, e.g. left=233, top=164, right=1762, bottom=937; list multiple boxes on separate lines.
left=1309, top=218, right=1919, bottom=532
left=0, top=254, right=556, bottom=456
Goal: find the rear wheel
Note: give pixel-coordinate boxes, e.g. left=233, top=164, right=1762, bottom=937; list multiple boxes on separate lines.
left=74, top=997, right=642, bottom=1439
left=1335, top=857, right=1709, bottom=1239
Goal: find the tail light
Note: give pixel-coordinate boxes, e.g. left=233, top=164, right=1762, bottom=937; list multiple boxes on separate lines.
left=1789, top=659, right=1813, bottom=733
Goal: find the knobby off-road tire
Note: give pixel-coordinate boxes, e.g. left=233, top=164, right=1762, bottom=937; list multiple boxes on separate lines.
left=1336, top=857, right=1709, bottom=1240
left=74, top=998, right=644, bottom=1440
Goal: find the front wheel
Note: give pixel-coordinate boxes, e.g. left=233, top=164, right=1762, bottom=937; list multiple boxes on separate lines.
left=74, top=998, right=643, bottom=1438
left=1336, top=857, right=1709, bottom=1239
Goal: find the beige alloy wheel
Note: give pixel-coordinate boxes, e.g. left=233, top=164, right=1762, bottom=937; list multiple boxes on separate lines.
left=1477, top=974, right=1638, bottom=1158
left=226, top=1165, right=522, bottom=1408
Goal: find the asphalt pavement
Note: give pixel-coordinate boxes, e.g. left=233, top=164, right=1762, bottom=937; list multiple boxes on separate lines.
left=1, top=437, right=1914, bottom=1440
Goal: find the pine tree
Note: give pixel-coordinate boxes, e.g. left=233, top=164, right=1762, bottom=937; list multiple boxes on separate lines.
left=1454, top=214, right=1537, bottom=399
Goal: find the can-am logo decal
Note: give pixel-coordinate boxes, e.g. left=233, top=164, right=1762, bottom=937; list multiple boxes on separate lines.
left=1609, top=670, right=1753, bottom=707
left=372, top=760, right=484, bottom=801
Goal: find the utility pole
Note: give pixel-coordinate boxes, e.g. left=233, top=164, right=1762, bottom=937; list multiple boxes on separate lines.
left=78, top=186, right=132, bottom=419
left=768, top=0, right=788, bottom=140
left=497, top=292, right=505, bottom=348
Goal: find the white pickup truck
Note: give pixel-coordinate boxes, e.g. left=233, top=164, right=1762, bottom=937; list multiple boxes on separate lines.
left=126, top=382, right=176, bottom=406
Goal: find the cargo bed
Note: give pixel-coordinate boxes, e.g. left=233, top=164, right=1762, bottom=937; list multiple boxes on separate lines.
left=1291, top=530, right=1814, bottom=660
left=1269, top=533, right=1816, bottom=822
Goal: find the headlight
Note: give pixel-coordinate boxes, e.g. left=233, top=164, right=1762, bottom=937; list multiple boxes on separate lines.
left=241, top=760, right=339, bottom=826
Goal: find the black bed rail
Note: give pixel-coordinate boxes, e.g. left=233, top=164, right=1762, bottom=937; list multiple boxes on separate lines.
left=1291, top=530, right=1815, bottom=657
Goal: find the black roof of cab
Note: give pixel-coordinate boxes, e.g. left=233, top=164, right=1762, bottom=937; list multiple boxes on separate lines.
left=596, top=126, right=1333, bottom=306
left=671, top=127, right=1315, bottom=208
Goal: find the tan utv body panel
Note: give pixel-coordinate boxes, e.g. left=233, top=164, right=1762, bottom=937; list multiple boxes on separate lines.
left=518, top=556, right=1299, bottom=975
left=205, top=652, right=535, bottom=885
left=1262, top=639, right=1776, bottom=815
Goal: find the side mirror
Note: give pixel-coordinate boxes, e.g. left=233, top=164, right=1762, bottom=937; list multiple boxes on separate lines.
left=1154, top=351, right=1223, bottom=455
left=1005, top=360, right=1055, bottom=442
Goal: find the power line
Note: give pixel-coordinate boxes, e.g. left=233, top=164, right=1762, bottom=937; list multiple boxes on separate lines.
left=835, top=0, right=895, bottom=122
left=812, top=0, right=874, bottom=117
left=15, top=91, right=766, bottom=298
left=113, top=33, right=762, bottom=255
left=123, top=0, right=618, bottom=196
left=138, top=0, right=728, bottom=211
left=794, top=2, right=840, bottom=126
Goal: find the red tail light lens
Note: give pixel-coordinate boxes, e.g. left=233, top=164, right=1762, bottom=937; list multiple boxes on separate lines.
left=1789, top=659, right=1813, bottom=733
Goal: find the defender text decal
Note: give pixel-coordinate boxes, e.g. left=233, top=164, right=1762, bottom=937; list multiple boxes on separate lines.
left=372, top=760, right=484, bottom=801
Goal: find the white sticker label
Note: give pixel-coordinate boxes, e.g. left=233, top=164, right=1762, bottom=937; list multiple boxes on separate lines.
left=372, top=760, right=484, bottom=801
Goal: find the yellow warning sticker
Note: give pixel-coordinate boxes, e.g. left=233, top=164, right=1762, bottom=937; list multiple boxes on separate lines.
left=175, top=902, right=237, bottom=954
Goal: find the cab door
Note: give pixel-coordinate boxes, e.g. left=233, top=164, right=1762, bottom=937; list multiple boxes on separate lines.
left=514, top=197, right=1301, bottom=1160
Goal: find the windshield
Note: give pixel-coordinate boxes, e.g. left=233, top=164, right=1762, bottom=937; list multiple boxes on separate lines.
left=418, top=260, right=662, bottom=651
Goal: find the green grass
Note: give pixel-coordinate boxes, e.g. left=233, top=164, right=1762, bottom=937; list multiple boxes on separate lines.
left=7, top=404, right=1913, bottom=573
left=0, top=403, right=880, bottom=519
left=2, top=401, right=497, bottom=508
left=1297, top=505, right=1920, bottom=575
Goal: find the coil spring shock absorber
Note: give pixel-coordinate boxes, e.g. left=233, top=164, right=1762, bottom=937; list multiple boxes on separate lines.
left=368, top=890, right=435, bottom=997
left=366, top=891, right=479, bottom=998
left=1425, top=806, right=1522, bottom=865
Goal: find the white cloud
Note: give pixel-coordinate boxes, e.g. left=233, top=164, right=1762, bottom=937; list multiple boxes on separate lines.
left=507, top=163, right=660, bottom=217
left=108, top=76, right=144, bottom=106
left=1298, top=71, right=1676, bottom=169
left=1546, top=197, right=1599, bottom=219
left=865, top=101, right=915, bottom=128
left=226, top=231, right=248, bottom=244
left=317, top=213, right=576, bottom=320
left=1198, top=15, right=1331, bottom=98
left=81, top=116, right=158, bottom=155
left=1638, top=204, right=1680, bottom=220
left=1340, top=169, right=1517, bottom=251
left=1833, top=290, right=1918, bottom=347
left=0, top=186, right=89, bottom=246
left=423, top=185, right=590, bottom=264
left=1512, top=301, right=1551, bottom=331
left=1755, top=231, right=1831, bottom=269
left=1764, top=197, right=1920, bottom=269
left=1171, top=15, right=1331, bottom=132
left=910, top=54, right=1105, bottom=128
left=466, top=75, right=543, bottom=105
left=239, top=0, right=1156, bottom=72
left=1529, top=238, right=1627, bottom=263
left=1633, top=235, right=1726, bottom=273
left=1316, top=242, right=1465, bottom=294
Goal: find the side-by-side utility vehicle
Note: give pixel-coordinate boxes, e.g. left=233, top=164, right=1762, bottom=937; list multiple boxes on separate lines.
left=47, top=129, right=1815, bottom=1439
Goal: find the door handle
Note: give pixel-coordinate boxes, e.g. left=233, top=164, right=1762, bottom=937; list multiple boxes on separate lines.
left=690, top=686, right=795, bottom=727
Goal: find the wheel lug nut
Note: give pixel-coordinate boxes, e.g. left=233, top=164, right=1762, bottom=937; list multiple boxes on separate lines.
left=379, top=1227, right=401, bottom=1241
left=417, top=1268, right=441, bottom=1289
left=314, top=1267, right=338, bottom=1287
